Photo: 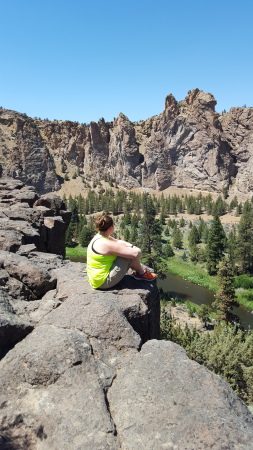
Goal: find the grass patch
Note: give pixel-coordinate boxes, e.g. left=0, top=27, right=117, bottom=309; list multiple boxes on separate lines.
left=66, top=245, right=87, bottom=259
left=165, top=258, right=218, bottom=292
left=235, top=289, right=253, bottom=310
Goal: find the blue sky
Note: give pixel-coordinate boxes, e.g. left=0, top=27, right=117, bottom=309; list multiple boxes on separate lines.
left=0, top=0, right=252, bottom=123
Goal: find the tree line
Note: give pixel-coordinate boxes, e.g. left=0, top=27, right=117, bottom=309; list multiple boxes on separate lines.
left=65, top=189, right=253, bottom=325
left=65, top=189, right=253, bottom=278
left=64, top=188, right=245, bottom=218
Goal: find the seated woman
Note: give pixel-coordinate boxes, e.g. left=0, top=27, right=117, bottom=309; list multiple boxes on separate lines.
left=87, top=215, right=156, bottom=289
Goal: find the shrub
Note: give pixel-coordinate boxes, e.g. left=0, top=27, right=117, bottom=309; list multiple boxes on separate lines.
left=185, top=301, right=197, bottom=317
left=241, top=291, right=253, bottom=302
left=234, top=275, right=253, bottom=289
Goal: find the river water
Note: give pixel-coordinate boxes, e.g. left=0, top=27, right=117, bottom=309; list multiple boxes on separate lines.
left=157, top=273, right=253, bottom=330
left=69, top=256, right=253, bottom=330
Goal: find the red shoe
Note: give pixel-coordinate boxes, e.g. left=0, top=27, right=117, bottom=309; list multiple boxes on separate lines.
left=131, top=269, right=157, bottom=281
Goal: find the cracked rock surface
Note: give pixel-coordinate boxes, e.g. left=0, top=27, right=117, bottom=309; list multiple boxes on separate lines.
left=1, top=179, right=253, bottom=449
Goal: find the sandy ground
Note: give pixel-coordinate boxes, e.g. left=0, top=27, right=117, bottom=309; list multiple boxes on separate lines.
left=52, top=178, right=241, bottom=225
left=52, top=178, right=223, bottom=200
left=167, top=305, right=204, bottom=330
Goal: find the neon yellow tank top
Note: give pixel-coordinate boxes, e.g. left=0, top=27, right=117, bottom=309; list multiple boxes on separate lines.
left=87, top=234, right=117, bottom=289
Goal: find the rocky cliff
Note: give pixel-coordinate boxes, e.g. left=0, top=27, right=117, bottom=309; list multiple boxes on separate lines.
left=1, top=89, right=253, bottom=195
left=1, top=179, right=253, bottom=449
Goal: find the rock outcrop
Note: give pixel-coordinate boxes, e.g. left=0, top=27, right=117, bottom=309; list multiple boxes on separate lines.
left=1, top=179, right=253, bottom=449
left=1, top=90, right=253, bottom=195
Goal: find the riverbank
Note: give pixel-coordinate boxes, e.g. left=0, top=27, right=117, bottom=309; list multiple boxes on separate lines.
left=65, top=245, right=253, bottom=312
left=166, top=258, right=218, bottom=292
left=165, top=257, right=253, bottom=312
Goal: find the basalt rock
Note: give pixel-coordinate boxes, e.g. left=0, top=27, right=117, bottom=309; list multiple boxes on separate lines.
left=0, top=178, right=71, bottom=257
left=0, top=178, right=71, bottom=354
left=1, top=179, right=253, bottom=448
left=0, top=263, right=253, bottom=449
left=1, top=90, right=253, bottom=194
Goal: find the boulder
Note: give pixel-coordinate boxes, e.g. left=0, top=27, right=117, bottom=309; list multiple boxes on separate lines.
left=0, top=229, right=23, bottom=252
left=108, top=340, right=253, bottom=449
left=0, top=293, right=33, bottom=358
left=0, top=178, right=71, bottom=256
left=0, top=251, right=56, bottom=299
left=0, top=177, right=253, bottom=449
left=0, top=325, right=118, bottom=449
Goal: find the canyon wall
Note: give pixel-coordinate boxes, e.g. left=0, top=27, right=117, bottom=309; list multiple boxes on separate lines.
left=1, top=89, right=253, bottom=195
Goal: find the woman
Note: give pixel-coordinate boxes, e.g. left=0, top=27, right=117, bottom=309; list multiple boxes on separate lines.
left=87, top=215, right=156, bottom=289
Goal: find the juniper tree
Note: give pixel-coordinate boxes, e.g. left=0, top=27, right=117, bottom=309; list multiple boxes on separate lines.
left=138, top=193, right=166, bottom=277
left=65, top=199, right=79, bottom=245
left=197, top=217, right=206, bottom=242
left=163, top=242, right=175, bottom=258
left=213, top=260, right=239, bottom=325
left=79, top=226, right=94, bottom=247
left=226, top=226, right=237, bottom=268
left=161, top=305, right=253, bottom=403
left=197, top=304, right=211, bottom=328
left=172, top=225, right=183, bottom=249
left=188, top=225, right=200, bottom=247
left=206, top=215, right=226, bottom=275
left=236, top=201, right=253, bottom=274
left=189, top=243, right=199, bottom=262
left=179, top=217, right=185, bottom=227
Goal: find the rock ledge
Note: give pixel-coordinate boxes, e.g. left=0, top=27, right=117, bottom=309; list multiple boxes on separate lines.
left=0, top=179, right=253, bottom=449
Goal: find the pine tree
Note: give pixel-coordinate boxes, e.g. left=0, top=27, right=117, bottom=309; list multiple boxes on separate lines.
left=206, top=215, right=226, bottom=275
left=179, top=217, right=185, bottom=227
left=172, top=226, right=183, bottom=249
left=213, top=260, right=239, bottom=325
left=65, top=199, right=79, bottom=245
left=236, top=201, right=253, bottom=274
left=124, top=211, right=131, bottom=226
left=138, top=193, right=166, bottom=276
left=226, top=226, right=237, bottom=268
left=204, top=194, right=213, bottom=215
left=189, top=244, right=199, bottom=262
left=163, top=242, right=175, bottom=257
left=164, top=226, right=170, bottom=236
left=188, top=225, right=200, bottom=247
left=79, top=226, right=94, bottom=247
left=212, top=196, right=227, bottom=216
left=197, top=304, right=211, bottom=328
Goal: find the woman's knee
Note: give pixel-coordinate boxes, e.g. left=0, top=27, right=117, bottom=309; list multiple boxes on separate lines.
left=135, top=247, right=142, bottom=258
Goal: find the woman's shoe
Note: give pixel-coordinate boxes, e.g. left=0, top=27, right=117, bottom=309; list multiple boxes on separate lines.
left=131, top=269, right=157, bottom=281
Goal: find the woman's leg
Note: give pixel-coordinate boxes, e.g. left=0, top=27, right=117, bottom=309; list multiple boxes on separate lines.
left=130, top=247, right=144, bottom=274
left=98, top=257, right=131, bottom=290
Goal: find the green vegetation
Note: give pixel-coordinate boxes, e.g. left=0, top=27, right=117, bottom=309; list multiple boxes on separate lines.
left=160, top=308, right=253, bottom=404
left=166, top=258, right=218, bottom=291
left=235, top=289, right=253, bottom=310
left=206, top=215, right=227, bottom=275
left=63, top=186, right=253, bottom=405
left=213, top=260, right=239, bottom=325
left=63, top=187, right=253, bottom=314
left=66, top=245, right=87, bottom=259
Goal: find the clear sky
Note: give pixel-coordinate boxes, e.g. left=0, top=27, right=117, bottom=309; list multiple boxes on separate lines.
left=0, top=0, right=252, bottom=123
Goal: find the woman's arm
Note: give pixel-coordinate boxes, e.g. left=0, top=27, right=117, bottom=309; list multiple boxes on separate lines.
left=109, top=236, right=133, bottom=247
left=97, top=238, right=140, bottom=259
